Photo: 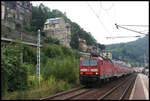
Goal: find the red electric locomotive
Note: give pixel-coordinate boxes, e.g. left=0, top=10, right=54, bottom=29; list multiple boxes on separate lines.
left=79, top=56, right=133, bottom=86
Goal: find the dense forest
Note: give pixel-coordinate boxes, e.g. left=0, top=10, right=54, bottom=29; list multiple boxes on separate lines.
left=106, top=36, right=149, bottom=66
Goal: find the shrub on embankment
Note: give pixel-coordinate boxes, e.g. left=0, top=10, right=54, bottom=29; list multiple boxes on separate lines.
left=1, top=41, right=29, bottom=95
left=1, top=42, right=81, bottom=99
left=41, top=44, right=80, bottom=84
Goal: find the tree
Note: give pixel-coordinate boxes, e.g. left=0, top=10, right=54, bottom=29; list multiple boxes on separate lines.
left=31, top=3, right=98, bottom=50
left=97, top=43, right=105, bottom=50
left=1, top=41, right=29, bottom=94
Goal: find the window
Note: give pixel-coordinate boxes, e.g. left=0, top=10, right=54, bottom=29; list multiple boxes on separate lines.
left=81, top=59, right=98, bottom=66
left=81, top=59, right=89, bottom=66
left=90, top=59, right=98, bottom=66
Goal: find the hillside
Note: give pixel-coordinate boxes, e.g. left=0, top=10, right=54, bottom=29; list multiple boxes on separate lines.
left=30, top=3, right=97, bottom=49
left=106, top=36, right=149, bottom=66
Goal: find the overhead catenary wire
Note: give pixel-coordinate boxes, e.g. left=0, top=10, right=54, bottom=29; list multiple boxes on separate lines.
left=106, top=23, right=148, bottom=39
left=106, top=35, right=142, bottom=39
left=115, top=23, right=148, bottom=35
left=99, top=2, right=116, bottom=37
left=119, top=25, right=149, bottom=27
left=86, top=2, right=111, bottom=36
left=100, top=2, right=114, bottom=11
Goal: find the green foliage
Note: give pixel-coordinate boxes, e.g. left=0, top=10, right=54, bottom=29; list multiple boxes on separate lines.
left=41, top=44, right=79, bottom=84
left=70, top=22, right=80, bottom=49
left=24, top=26, right=32, bottom=32
left=23, top=45, right=37, bottom=65
left=7, top=17, right=13, bottom=22
left=42, top=36, right=60, bottom=44
left=1, top=42, right=29, bottom=95
left=106, top=36, right=149, bottom=66
left=61, top=45, right=73, bottom=56
left=2, top=76, right=76, bottom=100
left=97, top=43, right=105, bottom=50
left=2, top=3, right=99, bottom=98
left=72, top=50, right=81, bottom=59
left=70, top=22, right=97, bottom=49
left=42, top=57, right=79, bottom=84
left=31, top=3, right=97, bottom=49
left=42, top=44, right=64, bottom=58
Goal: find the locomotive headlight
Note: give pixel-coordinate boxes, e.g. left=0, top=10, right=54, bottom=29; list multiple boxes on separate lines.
left=80, top=69, right=87, bottom=71
left=95, top=72, right=99, bottom=75
left=80, top=72, right=83, bottom=75
left=91, top=69, right=98, bottom=72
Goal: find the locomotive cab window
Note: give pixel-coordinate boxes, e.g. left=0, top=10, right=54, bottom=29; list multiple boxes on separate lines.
left=81, top=59, right=98, bottom=66
left=81, top=59, right=89, bottom=66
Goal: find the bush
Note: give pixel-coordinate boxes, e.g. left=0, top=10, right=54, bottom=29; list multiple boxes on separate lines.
left=24, top=26, right=32, bottom=32
left=41, top=44, right=80, bottom=84
left=7, top=17, right=13, bottom=22
left=43, top=36, right=60, bottom=45
left=61, top=45, right=73, bottom=56
left=42, top=56, right=79, bottom=84
left=23, top=45, right=37, bottom=65
left=1, top=42, right=29, bottom=94
left=72, top=50, right=81, bottom=59
left=42, top=44, right=64, bottom=58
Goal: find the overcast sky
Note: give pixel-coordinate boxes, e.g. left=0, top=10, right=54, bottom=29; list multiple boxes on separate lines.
left=32, top=1, right=149, bottom=45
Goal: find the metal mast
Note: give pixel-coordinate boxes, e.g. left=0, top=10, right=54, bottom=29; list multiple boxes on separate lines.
left=37, top=29, right=40, bottom=86
left=144, top=54, right=147, bottom=67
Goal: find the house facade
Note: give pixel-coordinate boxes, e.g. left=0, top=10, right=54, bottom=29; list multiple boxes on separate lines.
left=44, top=17, right=71, bottom=47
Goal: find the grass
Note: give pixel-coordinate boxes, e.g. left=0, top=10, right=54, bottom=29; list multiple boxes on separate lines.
left=2, top=76, right=81, bottom=100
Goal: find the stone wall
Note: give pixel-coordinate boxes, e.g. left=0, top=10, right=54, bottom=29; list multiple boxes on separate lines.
left=3, top=1, right=32, bottom=30
left=2, top=20, right=15, bottom=30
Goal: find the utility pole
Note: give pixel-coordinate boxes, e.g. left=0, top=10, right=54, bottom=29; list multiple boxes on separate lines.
left=144, top=54, right=147, bottom=67
left=37, top=29, right=40, bottom=86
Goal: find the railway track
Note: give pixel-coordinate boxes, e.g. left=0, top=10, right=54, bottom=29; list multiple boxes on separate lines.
left=97, top=74, right=137, bottom=100
left=40, top=73, right=137, bottom=100
left=40, top=86, right=93, bottom=100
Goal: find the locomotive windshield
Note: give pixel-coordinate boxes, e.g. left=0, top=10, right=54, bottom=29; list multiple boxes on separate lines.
left=81, top=59, right=98, bottom=66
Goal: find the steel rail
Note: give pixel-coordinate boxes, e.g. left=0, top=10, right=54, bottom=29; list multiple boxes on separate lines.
left=97, top=74, right=136, bottom=100
left=119, top=76, right=136, bottom=100
left=63, top=89, right=92, bottom=100
left=40, top=86, right=85, bottom=100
